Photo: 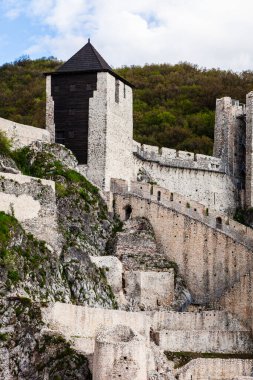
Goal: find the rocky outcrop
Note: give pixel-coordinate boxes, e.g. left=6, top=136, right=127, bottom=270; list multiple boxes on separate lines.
left=0, top=298, right=92, bottom=380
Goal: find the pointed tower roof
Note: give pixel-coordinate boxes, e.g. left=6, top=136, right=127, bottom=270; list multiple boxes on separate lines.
left=57, top=39, right=113, bottom=73
left=47, top=39, right=133, bottom=87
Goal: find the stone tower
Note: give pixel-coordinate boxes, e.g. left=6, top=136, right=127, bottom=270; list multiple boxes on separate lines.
left=213, top=97, right=246, bottom=205
left=45, top=40, right=133, bottom=190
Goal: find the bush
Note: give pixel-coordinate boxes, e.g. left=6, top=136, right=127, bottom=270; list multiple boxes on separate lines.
left=0, top=131, right=12, bottom=156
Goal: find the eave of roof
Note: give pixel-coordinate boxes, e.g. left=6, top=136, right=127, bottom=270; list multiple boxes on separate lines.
left=44, top=68, right=134, bottom=88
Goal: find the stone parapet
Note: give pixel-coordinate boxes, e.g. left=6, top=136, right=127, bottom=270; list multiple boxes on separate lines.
left=110, top=179, right=253, bottom=249
left=133, top=140, right=224, bottom=173
left=0, top=117, right=51, bottom=149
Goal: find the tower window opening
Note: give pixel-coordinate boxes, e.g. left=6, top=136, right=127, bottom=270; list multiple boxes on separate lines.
left=125, top=205, right=132, bottom=220
left=115, top=79, right=120, bottom=103
left=123, top=84, right=126, bottom=98
left=216, top=217, right=222, bottom=229
left=157, top=191, right=161, bottom=202
left=150, top=185, right=153, bottom=195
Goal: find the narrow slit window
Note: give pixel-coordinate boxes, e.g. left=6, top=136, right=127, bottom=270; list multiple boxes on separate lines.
left=157, top=191, right=161, bottom=202
left=115, top=79, right=120, bottom=103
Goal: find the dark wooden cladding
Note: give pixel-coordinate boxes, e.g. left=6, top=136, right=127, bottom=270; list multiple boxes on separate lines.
left=51, top=72, right=97, bottom=164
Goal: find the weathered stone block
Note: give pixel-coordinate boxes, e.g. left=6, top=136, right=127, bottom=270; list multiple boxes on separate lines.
left=125, top=270, right=174, bottom=310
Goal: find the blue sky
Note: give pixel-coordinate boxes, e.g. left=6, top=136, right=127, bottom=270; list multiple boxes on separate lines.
left=1, top=0, right=253, bottom=71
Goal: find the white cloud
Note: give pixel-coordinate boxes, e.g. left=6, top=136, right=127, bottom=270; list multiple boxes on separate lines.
left=3, top=0, right=253, bottom=70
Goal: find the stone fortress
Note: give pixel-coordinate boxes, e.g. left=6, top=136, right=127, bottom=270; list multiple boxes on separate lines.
left=1, top=40, right=253, bottom=379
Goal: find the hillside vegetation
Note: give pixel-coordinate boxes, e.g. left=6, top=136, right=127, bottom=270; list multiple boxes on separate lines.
left=1, top=56, right=253, bottom=155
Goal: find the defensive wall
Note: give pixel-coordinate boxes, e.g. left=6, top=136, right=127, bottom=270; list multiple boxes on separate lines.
left=217, top=271, right=253, bottom=332
left=0, top=116, right=51, bottom=149
left=110, top=179, right=253, bottom=248
left=151, top=310, right=253, bottom=354
left=133, top=140, right=223, bottom=172
left=42, top=302, right=150, bottom=356
left=42, top=302, right=253, bottom=378
left=111, top=181, right=253, bottom=305
left=155, top=329, right=253, bottom=354
left=133, top=141, right=239, bottom=214
left=151, top=310, right=247, bottom=331
left=0, top=172, right=60, bottom=253
left=175, top=358, right=253, bottom=380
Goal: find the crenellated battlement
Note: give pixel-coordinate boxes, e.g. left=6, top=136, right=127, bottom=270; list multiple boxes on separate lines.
left=110, top=178, right=253, bottom=248
left=133, top=141, right=223, bottom=172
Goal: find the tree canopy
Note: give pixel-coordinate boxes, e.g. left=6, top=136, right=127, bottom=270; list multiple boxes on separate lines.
left=1, top=57, right=253, bottom=155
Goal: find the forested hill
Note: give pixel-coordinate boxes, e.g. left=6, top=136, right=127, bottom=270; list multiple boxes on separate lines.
left=1, top=56, right=253, bottom=155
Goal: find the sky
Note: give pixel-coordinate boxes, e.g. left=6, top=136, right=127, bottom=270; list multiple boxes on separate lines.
left=0, top=0, right=253, bottom=71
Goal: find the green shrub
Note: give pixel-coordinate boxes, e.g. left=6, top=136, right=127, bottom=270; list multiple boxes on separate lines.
left=0, top=131, right=12, bottom=156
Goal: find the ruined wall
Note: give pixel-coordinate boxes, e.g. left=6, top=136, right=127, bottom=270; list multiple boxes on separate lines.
left=176, top=358, right=253, bottom=380
left=133, top=153, right=238, bottom=214
left=90, top=256, right=125, bottom=305
left=114, top=194, right=253, bottom=304
left=42, top=302, right=150, bottom=355
left=93, top=325, right=147, bottom=380
left=156, top=329, right=253, bottom=354
left=151, top=310, right=247, bottom=331
left=125, top=270, right=174, bottom=310
left=218, top=271, right=253, bottom=332
left=0, top=117, right=51, bottom=149
left=0, top=172, right=60, bottom=253
left=87, top=72, right=133, bottom=190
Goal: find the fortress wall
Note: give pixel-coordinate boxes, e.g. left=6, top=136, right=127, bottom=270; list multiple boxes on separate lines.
left=0, top=172, right=60, bottom=253
left=110, top=179, right=253, bottom=246
left=176, top=359, right=253, bottom=380
left=0, top=117, right=51, bottom=149
left=133, top=155, right=238, bottom=213
left=42, top=302, right=151, bottom=355
left=156, top=329, right=253, bottom=354
left=114, top=194, right=253, bottom=304
left=151, top=310, right=247, bottom=331
left=133, top=141, right=223, bottom=171
left=217, top=271, right=253, bottom=332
